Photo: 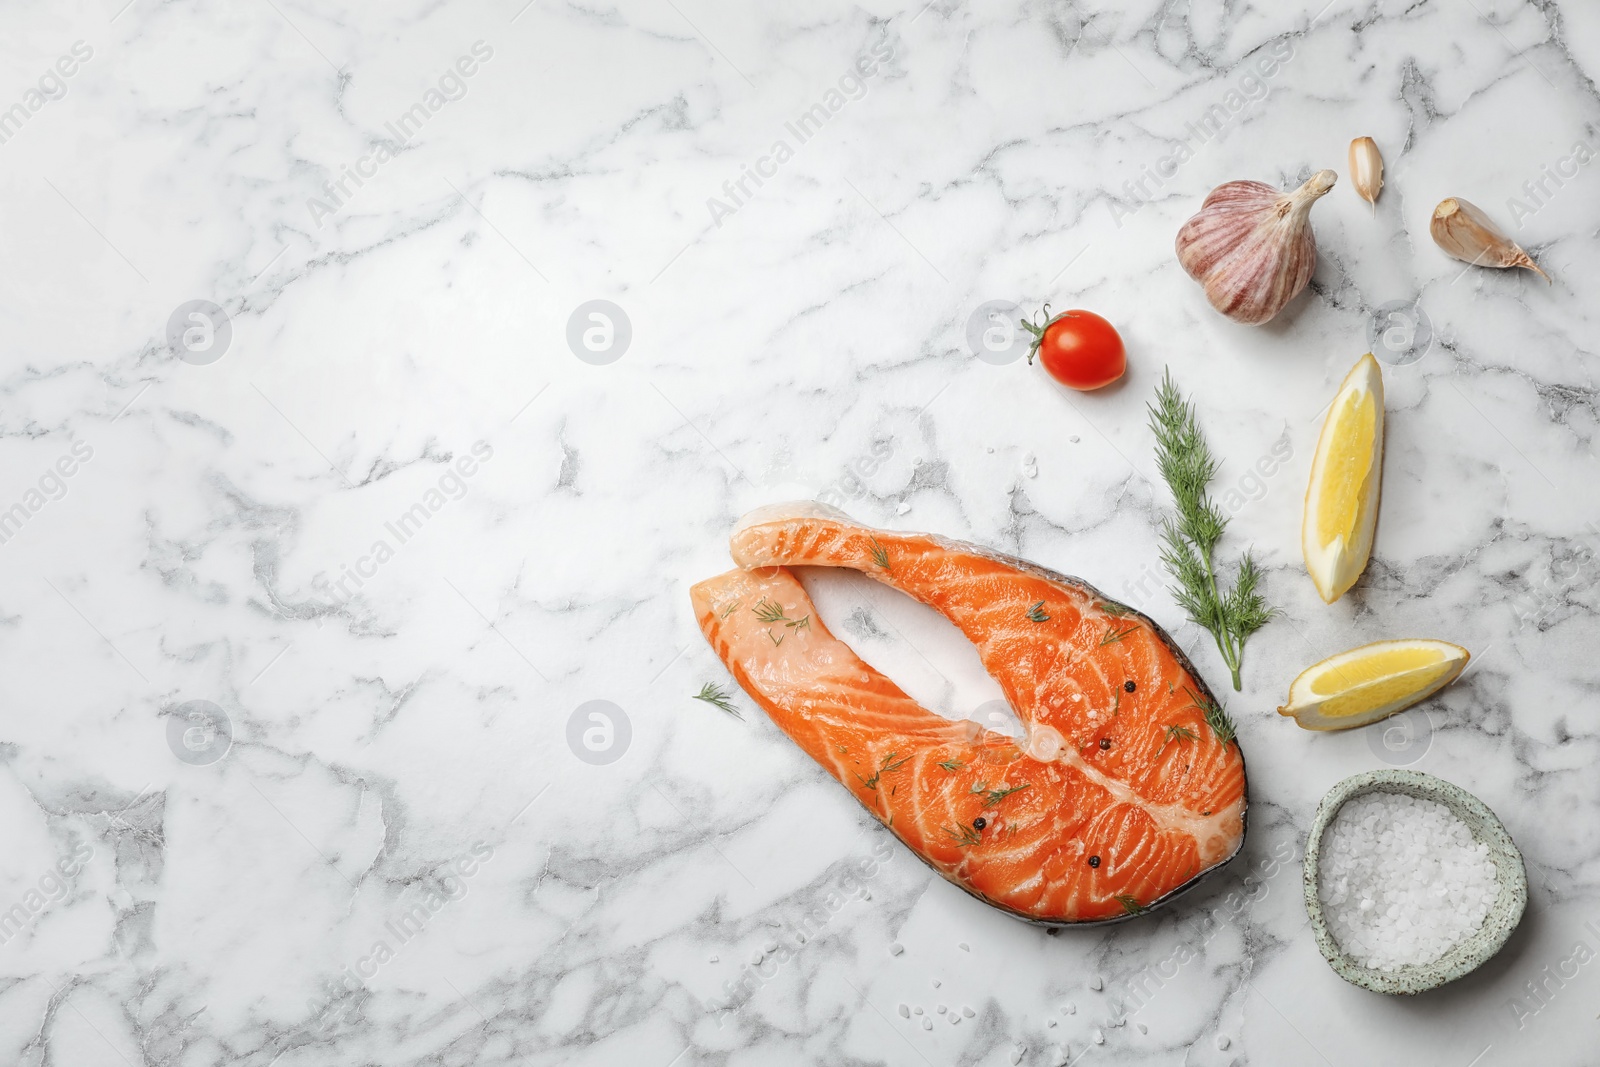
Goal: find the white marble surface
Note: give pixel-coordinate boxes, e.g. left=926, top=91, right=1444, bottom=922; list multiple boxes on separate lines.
left=2, top=0, right=1598, bottom=1063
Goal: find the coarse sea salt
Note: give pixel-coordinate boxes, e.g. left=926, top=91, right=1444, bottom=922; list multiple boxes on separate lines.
left=1317, top=791, right=1500, bottom=971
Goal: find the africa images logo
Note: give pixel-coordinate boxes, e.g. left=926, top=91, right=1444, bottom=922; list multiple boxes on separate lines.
left=704, top=37, right=895, bottom=227
left=0, top=40, right=93, bottom=147
left=305, top=41, right=494, bottom=229
left=314, top=442, right=494, bottom=611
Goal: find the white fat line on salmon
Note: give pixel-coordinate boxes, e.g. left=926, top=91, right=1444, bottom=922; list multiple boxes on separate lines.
left=1023, top=722, right=1241, bottom=865
left=706, top=835, right=897, bottom=1026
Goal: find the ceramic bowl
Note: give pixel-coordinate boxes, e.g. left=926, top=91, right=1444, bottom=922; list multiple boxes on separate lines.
left=1302, top=768, right=1527, bottom=995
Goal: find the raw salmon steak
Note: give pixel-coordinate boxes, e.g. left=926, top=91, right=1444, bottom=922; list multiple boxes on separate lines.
left=690, top=503, right=1246, bottom=924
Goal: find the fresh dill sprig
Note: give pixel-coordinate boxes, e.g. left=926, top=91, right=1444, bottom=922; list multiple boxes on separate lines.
left=753, top=598, right=810, bottom=649
left=692, top=682, right=742, bottom=720
left=752, top=598, right=810, bottom=629
left=858, top=751, right=910, bottom=791
left=867, top=535, right=891, bottom=570
left=970, top=782, right=1031, bottom=806
left=1185, top=685, right=1237, bottom=747
left=1147, top=369, right=1279, bottom=690
left=1161, top=723, right=1199, bottom=752
left=1115, top=893, right=1145, bottom=915
left=1097, top=601, right=1135, bottom=617
left=1026, top=601, right=1050, bottom=623
left=1099, top=623, right=1137, bottom=647
left=938, top=758, right=965, bottom=771
left=943, top=824, right=982, bottom=847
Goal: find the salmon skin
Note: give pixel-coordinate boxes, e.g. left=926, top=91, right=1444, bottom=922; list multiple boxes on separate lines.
left=691, top=503, right=1246, bottom=925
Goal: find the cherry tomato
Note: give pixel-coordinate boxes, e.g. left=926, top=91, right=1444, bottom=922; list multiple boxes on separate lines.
left=1020, top=306, right=1126, bottom=390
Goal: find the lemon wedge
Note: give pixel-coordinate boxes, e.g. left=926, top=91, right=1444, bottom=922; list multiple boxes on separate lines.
left=1303, top=353, right=1385, bottom=603
left=1277, top=639, right=1469, bottom=731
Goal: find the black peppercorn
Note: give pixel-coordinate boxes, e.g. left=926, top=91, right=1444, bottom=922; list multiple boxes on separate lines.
left=1099, top=738, right=1111, bottom=750
left=973, top=817, right=987, bottom=831
left=1123, top=680, right=1136, bottom=693
left=1088, top=855, right=1100, bottom=868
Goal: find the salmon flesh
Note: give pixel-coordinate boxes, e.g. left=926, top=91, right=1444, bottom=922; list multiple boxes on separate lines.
left=690, top=503, right=1247, bottom=925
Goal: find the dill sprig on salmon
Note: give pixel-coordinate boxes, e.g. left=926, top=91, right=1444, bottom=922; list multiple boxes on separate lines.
left=867, top=535, right=891, bottom=570
left=1160, top=724, right=1199, bottom=752
left=971, top=782, right=1032, bottom=806
left=1147, top=369, right=1279, bottom=690
left=1099, top=623, right=1138, bottom=647
left=943, top=824, right=983, bottom=847
left=752, top=597, right=810, bottom=630
left=1185, top=685, right=1237, bottom=747
left=857, top=751, right=910, bottom=791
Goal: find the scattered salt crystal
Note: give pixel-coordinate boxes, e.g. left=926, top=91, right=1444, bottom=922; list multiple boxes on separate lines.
left=962, top=1006, right=974, bottom=1017
left=922, top=1018, right=932, bottom=1030
left=1069, top=435, right=1080, bottom=443
left=708, top=954, right=718, bottom=963
left=950, top=1015, right=960, bottom=1025
left=959, top=942, right=970, bottom=952
left=890, top=943, right=904, bottom=956
left=1136, top=1022, right=1147, bottom=1034
left=931, top=979, right=941, bottom=988
left=937, top=1005, right=946, bottom=1014
left=898, top=1004, right=909, bottom=1018
left=914, top=1006, right=924, bottom=1015
left=1216, top=1035, right=1230, bottom=1050
left=1048, top=1019, right=1057, bottom=1027
left=1093, top=1029, right=1104, bottom=1045
left=1317, top=791, right=1500, bottom=971
left=1061, top=1002, right=1075, bottom=1014
left=1009, top=1050, right=1022, bottom=1065
left=1089, top=976, right=1103, bottom=991
left=895, top=502, right=910, bottom=515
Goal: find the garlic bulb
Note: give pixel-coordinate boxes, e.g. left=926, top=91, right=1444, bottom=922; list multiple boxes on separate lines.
left=1348, top=137, right=1383, bottom=211
left=1430, top=197, right=1550, bottom=282
left=1175, top=170, right=1337, bottom=325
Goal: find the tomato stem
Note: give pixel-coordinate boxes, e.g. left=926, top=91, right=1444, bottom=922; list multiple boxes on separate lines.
left=1018, top=303, right=1058, bottom=364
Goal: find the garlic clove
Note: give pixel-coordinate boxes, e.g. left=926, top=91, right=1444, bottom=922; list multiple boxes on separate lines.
left=1175, top=169, right=1337, bottom=325
left=1348, top=137, right=1383, bottom=212
left=1430, top=197, right=1549, bottom=283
